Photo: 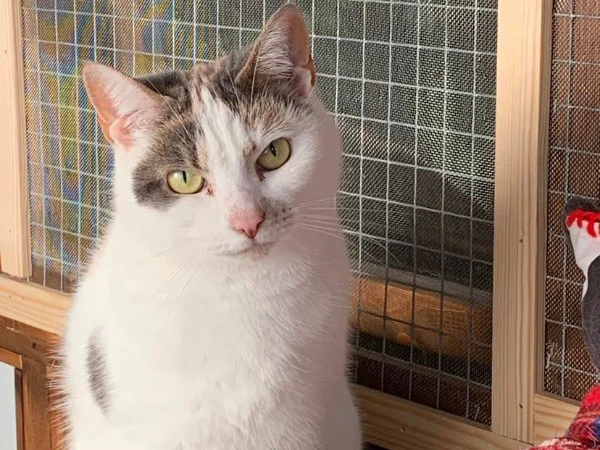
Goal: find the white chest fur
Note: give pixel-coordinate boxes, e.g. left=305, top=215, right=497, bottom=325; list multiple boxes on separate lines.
left=63, top=232, right=356, bottom=450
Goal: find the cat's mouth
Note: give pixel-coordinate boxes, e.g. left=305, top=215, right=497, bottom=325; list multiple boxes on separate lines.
left=220, top=213, right=292, bottom=257
left=229, top=242, right=273, bottom=257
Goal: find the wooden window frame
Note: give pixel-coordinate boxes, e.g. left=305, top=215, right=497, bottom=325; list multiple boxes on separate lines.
left=0, top=0, right=581, bottom=448
left=492, top=0, right=553, bottom=443
left=0, top=0, right=30, bottom=278
left=0, top=348, right=23, bottom=450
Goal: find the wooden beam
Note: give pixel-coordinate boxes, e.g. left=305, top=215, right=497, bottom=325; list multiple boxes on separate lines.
left=0, top=275, right=71, bottom=336
left=22, top=357, right=52, bottom=450
left=492, top=0, right=553, bottom=442
left=49, top=383, right=67, bottom=450
left=0, top=283, right=61, bottom=449
left=0, top=280, right=62, bottom=449
left=0, top=272, right=490, bottom=362
left=533, top=394, right=578, bottom=446
left=0, top=347, right=23, bottom=370
left=354, top=385, right=527, bottom=450
left=15, top=369, right=24, bottom=450
left=0, top=0, right=31, bottom=277
left=0, top=315, right=57, bottom=366
left=351, top=277, right=492, bottom=363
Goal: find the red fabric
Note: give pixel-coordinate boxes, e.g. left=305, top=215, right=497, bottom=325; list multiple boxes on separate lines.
left=567, top=209, right=600, bottom=238
left=530, top=385, right=600, bottom=449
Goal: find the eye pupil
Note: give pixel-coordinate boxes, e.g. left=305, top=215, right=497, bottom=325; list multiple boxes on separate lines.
left=167, top=171, right=204, bottom=194
left=257, top=138, right=291, bottom=171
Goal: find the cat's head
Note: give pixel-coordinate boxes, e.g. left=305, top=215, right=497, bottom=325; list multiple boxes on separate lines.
left=83, top=4, right=341, bottom=258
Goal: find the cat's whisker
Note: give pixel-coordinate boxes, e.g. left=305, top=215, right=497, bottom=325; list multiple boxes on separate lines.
left=91, top=238, right=207, bottom=295
left=300, top=223, right=405, bottom=269
left=227, top=70, right=241, bottom=105
left=301, top=216, right=399, bottom=229
left=296, top=196, right=338, bottom=206
left=301, top=208, right=415, bottom=220
left=303, top=206, right=413, bottom=212
left=299, top=225, right=380, bottom=265
left=250, top=38, right=267, bottom=111
left=140, top=252, right=202, bottom=305
left=302, top=212, right=390, bottom=220
left=260, top=72, right=273, bottom=102
left=170, top=252, right=206, bottom=301
left=294, top=198, right=338, bottom=210
left=143, top=265, right=192, bottom=309
left=129, top=245, right=208, bottom=309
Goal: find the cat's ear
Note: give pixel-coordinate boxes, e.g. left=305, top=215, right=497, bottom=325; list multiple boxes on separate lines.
left=82, top=61, right=168, bottom=148
left=237, top=4, right=315, bottom=97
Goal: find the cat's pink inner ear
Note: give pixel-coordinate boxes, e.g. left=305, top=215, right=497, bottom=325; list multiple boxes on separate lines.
left=238, top=4, right=316, bottom=97
left=284, top=10, right=316, bottom=97
left=82, top=61, right=164, bottom=148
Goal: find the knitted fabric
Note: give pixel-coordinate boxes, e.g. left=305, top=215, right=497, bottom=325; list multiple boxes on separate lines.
left=530, top=385, right=600, bottom=449
left=531, top=199, right=600, bottom=449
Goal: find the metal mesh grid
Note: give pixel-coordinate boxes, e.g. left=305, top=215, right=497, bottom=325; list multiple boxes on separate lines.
left=339, top=0, right=497, bottom=425
left=21, top=0, right=497, bottom=424
left=544, top=0, right=600, bottom=401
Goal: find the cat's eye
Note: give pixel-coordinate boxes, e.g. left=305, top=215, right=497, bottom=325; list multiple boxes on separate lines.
left=257, top=138, right=291, bottom=171
left=167, top=171, right=205, bottom=194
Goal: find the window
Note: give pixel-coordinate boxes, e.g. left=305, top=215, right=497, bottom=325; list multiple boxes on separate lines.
left=0, top=1, right=585, bottom=448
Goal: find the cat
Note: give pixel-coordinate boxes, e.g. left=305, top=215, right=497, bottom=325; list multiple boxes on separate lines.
left=60, top=4, right=362, bottom=450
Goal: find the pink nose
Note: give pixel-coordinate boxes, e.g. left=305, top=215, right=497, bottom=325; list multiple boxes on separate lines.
left=228, top=209, right=265, bottom=239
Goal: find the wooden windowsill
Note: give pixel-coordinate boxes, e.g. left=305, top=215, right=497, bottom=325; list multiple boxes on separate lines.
left=0, top=276, right=68, bottom=449
left=0, top=273, right=491, bottom=361
left=355, top=385, right=527, bottom=449
left=533, top=394, right=578, bottom=444
left=0, top=273, right=489, bottom=350
left=0, top=275, right=71, bottom=337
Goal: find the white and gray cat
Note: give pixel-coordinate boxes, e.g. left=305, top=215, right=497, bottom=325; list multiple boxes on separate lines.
left=61, top=4, right=362, bottom=449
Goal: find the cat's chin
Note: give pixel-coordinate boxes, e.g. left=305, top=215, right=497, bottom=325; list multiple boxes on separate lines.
left=222, top=242, right=274, bottom=258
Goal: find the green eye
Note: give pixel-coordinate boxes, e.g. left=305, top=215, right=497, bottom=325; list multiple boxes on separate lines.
left=166, top=171, right=204, bottom=194
left=257, top=138, right=291, bottom=171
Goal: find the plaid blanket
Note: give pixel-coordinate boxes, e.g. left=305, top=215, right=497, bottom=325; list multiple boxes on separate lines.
left=531, top=386, right=600, bottom=449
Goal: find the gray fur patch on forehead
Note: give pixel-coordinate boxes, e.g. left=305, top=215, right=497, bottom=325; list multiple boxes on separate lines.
left=195, top=47, right=314, bottom=127
left=132, top=111, right=200, bottom=208
left=131, top=70, right=201, bottom=208
left=130, top=49, right=314, bottom=210
left=136, top=70, right=192, bottom=112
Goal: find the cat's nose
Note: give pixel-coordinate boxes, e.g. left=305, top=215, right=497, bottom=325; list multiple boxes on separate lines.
left=229, top=209, right=265, bottom=239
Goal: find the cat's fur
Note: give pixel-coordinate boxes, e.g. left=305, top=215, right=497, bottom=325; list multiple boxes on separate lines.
left=61, top=4, right=362, bottom=450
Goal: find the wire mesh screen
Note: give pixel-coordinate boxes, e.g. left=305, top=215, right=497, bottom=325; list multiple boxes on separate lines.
left=21, top=0, right=497, bottom=424
left=544, top=0, right=600, bottom=401
left=340, top=0, right=497, bottom=425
